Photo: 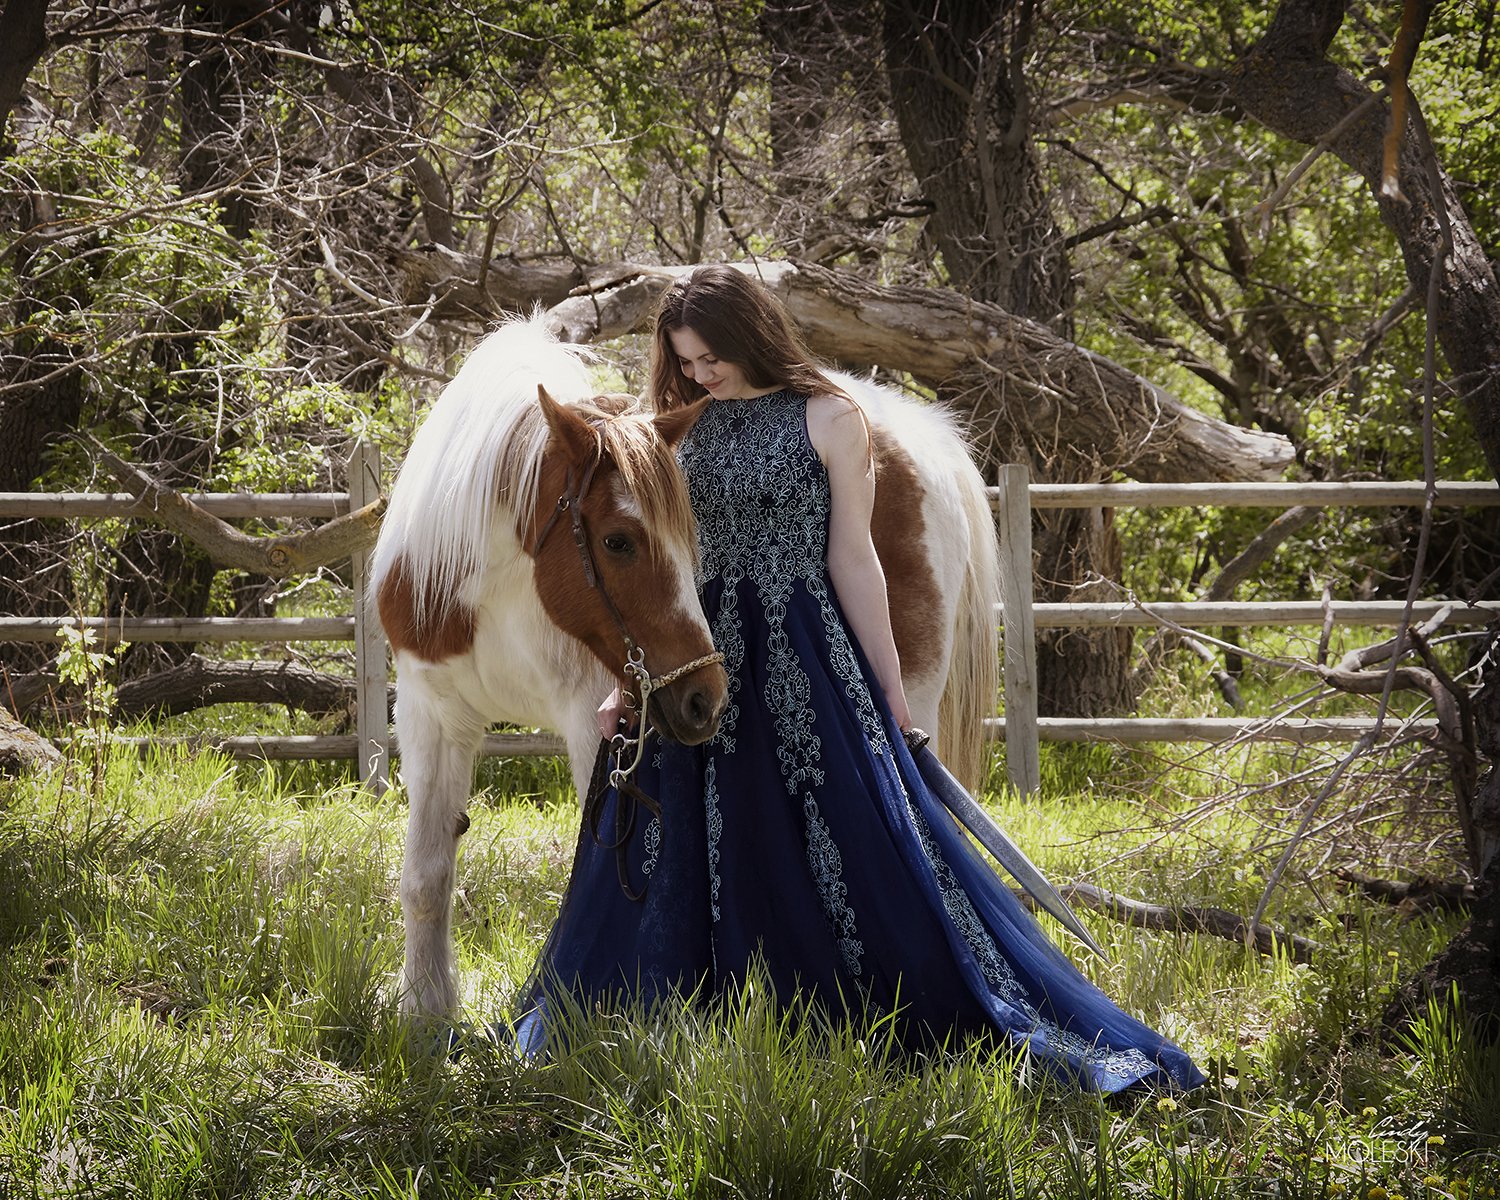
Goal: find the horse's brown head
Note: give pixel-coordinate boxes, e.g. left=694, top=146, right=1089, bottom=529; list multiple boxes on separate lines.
left=530, top=386, right=726, bottom=746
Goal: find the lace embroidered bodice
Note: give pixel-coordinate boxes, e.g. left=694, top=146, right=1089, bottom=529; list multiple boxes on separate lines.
left=677, top=390, right=829, bottom=584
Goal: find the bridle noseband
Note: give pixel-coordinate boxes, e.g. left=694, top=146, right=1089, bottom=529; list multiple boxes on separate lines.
left=530, top=427, right=723, bottom=899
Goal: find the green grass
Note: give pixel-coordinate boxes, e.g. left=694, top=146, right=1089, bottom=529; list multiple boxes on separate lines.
left=1, top=746, right=1497, bottom=1198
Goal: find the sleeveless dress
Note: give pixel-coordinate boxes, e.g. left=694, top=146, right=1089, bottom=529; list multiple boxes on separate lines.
left=514, top=390, right=1205, bottom=1094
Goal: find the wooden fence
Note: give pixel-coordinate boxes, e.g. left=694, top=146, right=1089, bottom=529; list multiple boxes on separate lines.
left=3, top=452, right=1497, bottom=796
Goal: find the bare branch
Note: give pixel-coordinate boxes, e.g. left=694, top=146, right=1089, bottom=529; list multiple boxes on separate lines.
left=93, top=441, right=384, bottom=577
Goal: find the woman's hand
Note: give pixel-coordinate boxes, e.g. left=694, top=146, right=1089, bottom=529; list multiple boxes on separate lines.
left=888, top=692, right=914, bottom=734
left=595, top=685, right=633, bottom=740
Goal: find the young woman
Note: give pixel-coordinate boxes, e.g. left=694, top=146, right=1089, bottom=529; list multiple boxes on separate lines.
left=514, top=266, right=1205, bottom=1094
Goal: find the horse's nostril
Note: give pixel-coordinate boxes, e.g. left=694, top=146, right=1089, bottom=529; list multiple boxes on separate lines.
left=687, top=688, right=711, bottom=727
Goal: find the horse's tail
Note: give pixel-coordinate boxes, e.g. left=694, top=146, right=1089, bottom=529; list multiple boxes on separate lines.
left=937, top=465, right=1002, bottom=793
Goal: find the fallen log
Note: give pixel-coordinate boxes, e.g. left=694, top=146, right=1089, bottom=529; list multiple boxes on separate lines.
left=0, top=706, right=61, bottom=774
left=1336, top=868, right=1478, bottom=914
left=3, top=655, right=392, bottom=723
left=112, top=655, right=389, bottom=720
left=391, top=254, right=1294, bottom=484
left=1016, top=881, right=1320, bottom=963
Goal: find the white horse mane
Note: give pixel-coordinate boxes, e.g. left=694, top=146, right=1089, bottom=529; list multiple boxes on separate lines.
left=372, top=316, right=596, bottom=622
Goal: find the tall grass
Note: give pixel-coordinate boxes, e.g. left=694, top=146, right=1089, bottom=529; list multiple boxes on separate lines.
left=1, top=745, right=1496, bottom=1198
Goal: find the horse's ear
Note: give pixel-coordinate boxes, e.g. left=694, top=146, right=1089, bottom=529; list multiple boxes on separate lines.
left=652, top=397, right=711, bottom=448
left=537, top=385, right=599, bottom=463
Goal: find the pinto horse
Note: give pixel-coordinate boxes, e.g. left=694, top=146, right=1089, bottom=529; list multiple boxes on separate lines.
left=374, top=317, right=1001, bottom=1019
left=373, top=319, right=728, bottom=1016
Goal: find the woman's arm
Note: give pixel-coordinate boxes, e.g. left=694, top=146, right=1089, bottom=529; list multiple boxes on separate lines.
left=806, top=394, right=913, bottom=731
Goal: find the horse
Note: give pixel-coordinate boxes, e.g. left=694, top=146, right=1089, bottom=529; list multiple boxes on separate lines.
left=372, top=318, right=729, bottom=1016
left=373, top=316, right=1001, bottom=1019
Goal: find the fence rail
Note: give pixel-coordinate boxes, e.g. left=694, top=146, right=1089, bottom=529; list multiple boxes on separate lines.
left=6, top=601, right=1495, bottom=644
left=0, top=617, right=355, bottom=643
left=1024, top=600, right=1499, bottom=629
left=8, top=479, right=1494, bottom=522
left=98, top=717, right=1443, bottom=763
left=1014, top=480, right=1500, bottom=508
left=4, top=461, right=1497, bottom=795
left=0, top=493, right=349, bottom=519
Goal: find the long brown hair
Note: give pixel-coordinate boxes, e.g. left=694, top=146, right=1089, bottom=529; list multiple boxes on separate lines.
left=647, top=266, right=847, bottom=412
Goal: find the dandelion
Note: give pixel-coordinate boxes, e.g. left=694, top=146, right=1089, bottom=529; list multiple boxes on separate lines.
left=1156, top=1097, right=1178, bottom=1113
left=1362, top=1106, right=1379, bottom=1119
left=1367, top=1186, right=1390, bottom=1200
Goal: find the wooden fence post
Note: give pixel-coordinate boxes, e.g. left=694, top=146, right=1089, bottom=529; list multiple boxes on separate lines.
left=999, top=464, right=1041, bottom=796
left=350, top=441, right=389, bottom=794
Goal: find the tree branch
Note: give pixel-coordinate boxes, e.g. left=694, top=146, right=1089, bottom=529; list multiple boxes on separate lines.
left=5, top=654, right=389, bottom=723
left=92, top=441, right=384, bottom=577
left=529, top=258, right=1295, bottom=483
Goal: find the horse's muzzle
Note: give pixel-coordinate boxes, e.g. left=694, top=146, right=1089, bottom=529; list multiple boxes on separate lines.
left=648, top=662, right=729, bottom=745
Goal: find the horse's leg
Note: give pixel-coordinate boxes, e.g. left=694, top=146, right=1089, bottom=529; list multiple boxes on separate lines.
left=554, top=658, right=615, bottom=805
left=396, top=670, right=485, bottom=1017
left=561, top=703, right=609, bottom=807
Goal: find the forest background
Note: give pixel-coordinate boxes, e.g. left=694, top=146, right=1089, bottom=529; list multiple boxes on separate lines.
left=2, top=0, right=1500, bottom=1193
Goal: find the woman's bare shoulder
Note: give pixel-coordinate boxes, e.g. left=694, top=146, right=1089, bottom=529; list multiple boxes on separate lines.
left=805, top=392, right=867, bottom=461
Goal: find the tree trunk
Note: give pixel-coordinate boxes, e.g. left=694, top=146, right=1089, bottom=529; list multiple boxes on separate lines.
left=881, top=0, right=1071, bottom=324
left=760, top=2, right=890, bottom=266
left=1032, top=508, right=1133, bottom=716
left=762, top=0, right=833, bottom=237
left=181, top=0, right=271, bottom=240
left=0, top=0, right=48, bottom=152
left=884, top=0, right=1134, bottom=716
left=1, top=180, right=89, bottom=676
left=1227, top=0, right=1500, bottom=480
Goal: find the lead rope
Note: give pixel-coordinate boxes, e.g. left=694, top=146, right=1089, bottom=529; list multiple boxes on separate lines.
left=584, top=643, right=722, bottom=902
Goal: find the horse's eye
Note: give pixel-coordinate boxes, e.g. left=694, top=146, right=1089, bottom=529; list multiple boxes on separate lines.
left=602, top=533, right=634, bottom=556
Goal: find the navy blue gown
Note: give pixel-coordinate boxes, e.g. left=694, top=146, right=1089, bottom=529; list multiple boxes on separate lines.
left=514, top=390, right=1205, bottom=1094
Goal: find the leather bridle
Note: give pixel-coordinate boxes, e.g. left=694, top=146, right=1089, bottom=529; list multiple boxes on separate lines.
left=531, top=429, right=723, bottom=899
